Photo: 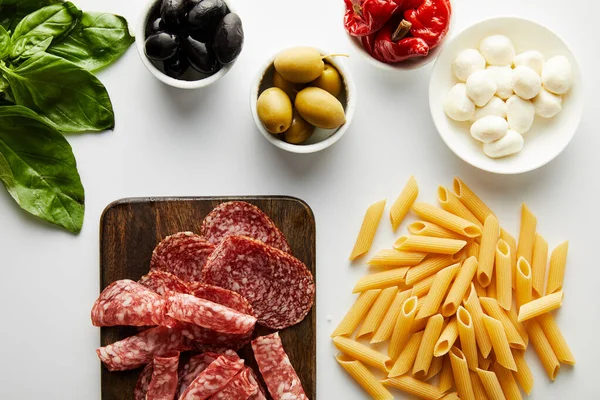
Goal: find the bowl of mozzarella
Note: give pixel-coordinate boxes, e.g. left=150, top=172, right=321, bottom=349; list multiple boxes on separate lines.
left=429, top=17, right=583, bottom=174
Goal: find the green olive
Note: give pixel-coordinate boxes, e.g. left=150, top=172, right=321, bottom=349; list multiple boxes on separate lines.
left=295, top=87, right=346, bottom=129
left=311, top=63, right=343, bottom=97
left=283, top=110, right=315, bottom=144
left=274, top=47, right=324, bottom=84
left=257, top=87, right=292, bottom=134
left=273, top=70, right=305, bottom=102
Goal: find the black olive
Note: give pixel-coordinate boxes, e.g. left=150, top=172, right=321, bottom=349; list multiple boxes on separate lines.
left=185, top=0, right=203, bottom=11
left=182, top=36, right=219, bottom=74
left=187, top=0, right=227, bottom=33
left=145, top=32, right=179, bottom=61
left=160, top=0, right=186, bottom=27
left=164, top=51, right=190, bottom=78
left=213, top=13, right=244, bottom=64
left=146, top=16, right=165, bottom=37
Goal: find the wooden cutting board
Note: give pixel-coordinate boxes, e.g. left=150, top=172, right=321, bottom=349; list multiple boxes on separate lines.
left=99, top=196, right=316, bottom=399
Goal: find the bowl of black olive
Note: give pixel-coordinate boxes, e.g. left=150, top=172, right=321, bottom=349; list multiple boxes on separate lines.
left=136, top=0, right=244, bottom=88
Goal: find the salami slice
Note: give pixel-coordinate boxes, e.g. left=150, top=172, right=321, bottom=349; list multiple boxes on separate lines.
left=201, top=236, right=315, bottom=329
left=209, top=368, right=258, bottom=400
left=91, top=280, right=171, bottom=327
left=179, top=355, right=245, bottom=400
left=139, top=270, right=191, bottom=296
left=150, top=232, right=215, bottom=282
left=166, top=293, right=256, bottom=335
left=178, top=351, right=239, bottom=398
left=251, top=332, right=308, bottom=400
left=147, top=352, right=180, bottom=400
left=247, top=368, right=267, bottom=400
left=134, top=362, right=153, bottom=400
left=182, top=324, right=252, bottom=353
left=96, top=326, right=189, bottom=371
left=200, top=201, right=291, bottom=253
left=188, top=282, right=254, bottom=316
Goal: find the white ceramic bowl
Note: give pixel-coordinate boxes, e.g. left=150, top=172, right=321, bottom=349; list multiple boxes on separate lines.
left=430, top=17, right=583, bottom=174
left=250, top=49, right=356, bottom=154
left=135, top=0, right=238, bottom=89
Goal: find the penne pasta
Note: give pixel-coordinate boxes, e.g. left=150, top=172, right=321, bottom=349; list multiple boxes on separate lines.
left=476, top=368, right=506, bottom=400
left=352, top=267, right=409, bottom=293
left=495, top=239, right=512, bottom=310
left=394, top=235, right=467, bottom=255
left=536, top=313, right=575, bottom=365
left=424, top=355, right=444, bottom=381
left=412, top=202, right=482, bottom=238
left=457, top=306, right=478, bottom=371
left=438, top=186, right=483, bottom=228
left=464, top=284, right=493, bottom=358
left=477, top=215, right=500, bottom=287
left=500, top=228, right=517, bottom=289
left=487, top=275, right=497, bottom=299
left=368, top=249, right=427, bottom=267
left=417, top=264, right=457, bottom=319
left=439, top=355, right=455, bottom=392
left=546, top=241, right=569, bottom=295
left=473, top=279, right=487, bottom=298
left=466, top=241, right=480, bottom=259
left=371, top=290, right=412, bottom=344
left=531, top=233, right=548, bottom=297
left=382, top=376, right=445, bottom=400
left=349, top=199, right=386, bottom=260
left=405, top=254, right=461, bottom=286
left=452, top=177, right=495, bottom=225
left=442, top=256, right=478, bottom=317
left=482, top=315, right=517, bottom=371
left=512, top=350, right=534, bottom=395
left=388, top=331, right=424, bottom=377
left=331, top=289, right=381, bottom=337
left=478, top=353, right=492, bottom=371
left=389, top=296, right=418, bottom=360
left=492, top=363, right=522, bottom=400
left=516, top=203, right=537, bottom=265
left=408, top=221, right=468, bottom=240
left=336, top=356, right=394, bottom=400
left=470, top=370, right=490, bottom=400
left=507, top=306, right=529, bottom=347
left=479, top=297, right=526, bottom=350
left=411, top=273, right=437, bottom=298
left=526, top=319, right=560, bottom=380
left=413, top=314, right=444, bottom=377
left=449, top=347, right=476, bottom=400
left=518, top=291, right=564, bottom=322
left=515, top=257, right=533, bottom=310
left=357, top=287, right=398, bottom=339
left=332, top=336, right=393, bottom=372
left=440, top=392, right=461, bottom=400
left=390, top=176, right=419, bottom=231
left=434, top=317, right=458, bottom=357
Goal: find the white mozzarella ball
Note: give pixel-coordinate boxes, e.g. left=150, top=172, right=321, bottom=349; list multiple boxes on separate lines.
left=483, top=130, right=524, bottom=158
left=453, top=49, right=487, bottom=82
left=466, top=70, right=497, bottom=107
left=542, top=55, right=573, bottom=94
left=479, top=35, right=515, bottom=66
left=470, top=115, right=509, bottom=143
left=506, top=95, right=535, bottom=134
left=512, top=66, right=542, bottom=100
left=486, top=66, right=514, bottom=100
left=474, top=96, right=507, bottom=120
left=533, top=87, right=562, bottom=118
left=514, top=50, right=545, bottom=75
left=444, top=83, right=475, bottom=121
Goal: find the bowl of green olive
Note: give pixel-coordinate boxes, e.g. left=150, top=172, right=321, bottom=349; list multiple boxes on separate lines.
left=250, top=46, right=356, bottom=153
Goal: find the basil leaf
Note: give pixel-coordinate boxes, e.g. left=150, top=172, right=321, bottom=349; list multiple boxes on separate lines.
left=48, top=12, right=134, bottom=72
left=0, top=105, right=84, bottom=233
left=0, top=25, right=9, bottom=59
left=10, top=2, right=81, bottom=60
left=1, top=1, right=64, bottom=32
left=0, top=52, right=115, bottom=132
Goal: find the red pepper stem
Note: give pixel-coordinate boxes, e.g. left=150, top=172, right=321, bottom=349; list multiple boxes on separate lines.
left=391, top=19, right=413, bottom=42
left=352, top=4, right=363, bottom=17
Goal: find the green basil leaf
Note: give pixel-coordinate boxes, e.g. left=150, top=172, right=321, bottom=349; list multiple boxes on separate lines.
left=48, top=12, right=134, bottom=72
left=1, top=1, right=64, bottom=32
left=0, top=105, right=84, bottom=233
left=10, top=2, right=81, bottom=60
left=0, top=52, right=115, bottom=132
left=0, top=25, right=9, bottom=59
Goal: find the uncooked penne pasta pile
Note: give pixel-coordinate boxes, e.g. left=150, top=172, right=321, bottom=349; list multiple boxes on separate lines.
left=333, top=177, right=574, bottom=400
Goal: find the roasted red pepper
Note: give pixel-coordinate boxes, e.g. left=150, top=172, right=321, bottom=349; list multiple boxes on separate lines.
left=403, top=0, right=451, bottom=48
left=343, top=0, right=401, bottom=37
left=372, top=19, right=429, bottom=63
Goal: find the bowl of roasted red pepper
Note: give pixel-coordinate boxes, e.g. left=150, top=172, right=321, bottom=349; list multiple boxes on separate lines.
left=344, top=0, right=452, bottom=69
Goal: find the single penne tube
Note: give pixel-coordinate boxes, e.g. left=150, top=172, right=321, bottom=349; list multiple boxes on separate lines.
left=512, top=350, right=534, bottom=395
left=516, top=203, right=537, bottom=264
left=449, top=347, right=476, bottom=400
left=357, top=287, right=398, bottom=339
left=336, top=356, right=394, bottom=400
left=368, top=249, right=427, bottom=267
left=482, top=315, right=517, bottom=371
left=463, top=284, right=493, bottom=358
left=388, top=331, right=424, bottom=377
left=546, top=241, right=569, bottom=295
left=371, top=290, right=412, bottom=344
left=439, top=355, right=454, bottom=393
left=478, top=353, right=492, bottom=371
left=394, top=235, right=467, bottom=255
left=495, top=239, right=512, bottom=310
left=412, top=202, right=482, bottom=238
left=452, top=177, right=495, bottom=225
left=536, top=313, right=575, bottom=365
left=531, top=233, right=548, bottom=297
left=390, top=176, right=419, bottom=231
left=408, top=221, right=468, bottom=240
left=349, top=199, right=386, bottom=261
left=479, top=297, right=526, bottom=350
left=352, top=267, right=409, bottom=293
left=466, top=241, right=480, bottom=259
left=424, top=354, right=444, bottom=381
left=389, top=296, right=418, bottom=360
left=438, top=186, right=483, bottom=228
left=434, top=317, right=458, bottom=357
left=332, top=336, right=393, bottom=372
left=469, top=370, right=489, bottom=400
left=526, top=319, right=560, bottom=380
left=477, top=215, right=500, bottom=287
left=442, top=256, right=478, bottom=317
left=405, top=254, right=461, bottom=286
left=331, top=289, right=381, bottom=337
left=417, top=265, right=457, bottom=319
left=382, top=376, right=445, bottom=400
left=515, top=257, right=533, bottom=310
left=518, top=291, right=564, bottom=322
left=476, top=368, right=505, bottom=400
left=457, top=306, right=478, bottom=371
left=492, top=363, right=522, bottom=400
left=500, top=228, right=517, bottom=289
left=413, top=314, right=444, bottom=377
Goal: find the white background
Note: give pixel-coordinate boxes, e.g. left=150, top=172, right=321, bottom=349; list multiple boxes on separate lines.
left=0, top=0, right=598, bottom=398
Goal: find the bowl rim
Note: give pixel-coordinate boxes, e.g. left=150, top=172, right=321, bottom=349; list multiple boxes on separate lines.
left=135, top=0, right=237, bottom=89
left=429, top=15, right=583, bottom=175
left=250, top=47, right=357, bottom=154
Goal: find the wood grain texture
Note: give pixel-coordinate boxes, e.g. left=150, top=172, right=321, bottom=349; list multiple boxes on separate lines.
left=99, top=196, right=316, bottom=400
